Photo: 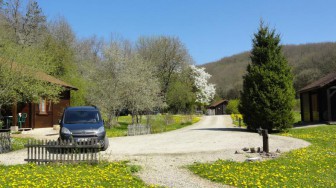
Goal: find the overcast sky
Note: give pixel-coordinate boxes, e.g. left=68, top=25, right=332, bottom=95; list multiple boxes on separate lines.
left=37, top=0, right=336, bottom=65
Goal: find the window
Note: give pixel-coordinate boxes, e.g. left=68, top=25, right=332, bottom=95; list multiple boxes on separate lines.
left=64, top=111, right=100, bottom=124
left=39, top=99, right=47, bottom=114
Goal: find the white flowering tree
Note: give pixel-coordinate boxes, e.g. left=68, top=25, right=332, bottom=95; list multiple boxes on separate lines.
left=190, top=65, right=216, bottom=105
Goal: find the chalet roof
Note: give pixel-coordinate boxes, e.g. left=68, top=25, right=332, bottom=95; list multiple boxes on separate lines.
left=299, top=72, right=336, bottom=93
left=1, top=58, right=78, bottom=90
left=209, top=99, right=228, bottom=107
left=36, top=71, right=78, bottom=90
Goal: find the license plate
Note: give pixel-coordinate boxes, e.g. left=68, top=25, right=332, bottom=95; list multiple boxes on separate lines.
left=77, top=138, right=89, bottom=142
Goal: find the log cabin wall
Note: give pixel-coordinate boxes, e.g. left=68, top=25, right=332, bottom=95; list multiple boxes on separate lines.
left=299, top=72, right=336, bottom=123
left=52, top=92, right=70, bottom=125
left=17, top=90, right=71, bottom=129
left=300, top=81, right=336, bottom=123
left=34, top=109, right=53, bottom=128
left=215, top=103, right=224, bottom=115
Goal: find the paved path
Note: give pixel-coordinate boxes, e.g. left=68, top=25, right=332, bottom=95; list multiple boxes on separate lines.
left=100, top=115, right=310, bottom=187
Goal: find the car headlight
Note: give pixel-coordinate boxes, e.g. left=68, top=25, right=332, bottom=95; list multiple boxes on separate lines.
left=97, top=126, right=105, bottom=134
left=61, top=127, right=72, bottom=135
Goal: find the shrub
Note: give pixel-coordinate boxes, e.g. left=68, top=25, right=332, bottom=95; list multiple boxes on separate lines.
left=225, top=99, right=240, bottom=114
left=239, top=23, right=295, bottom=131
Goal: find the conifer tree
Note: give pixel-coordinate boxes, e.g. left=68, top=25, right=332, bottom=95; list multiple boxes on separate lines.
left=239, top=22, right=295, bottom=131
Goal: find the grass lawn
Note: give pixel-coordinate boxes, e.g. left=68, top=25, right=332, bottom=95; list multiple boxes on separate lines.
left=0, top=162, right=155, bottom=187
left=230, top=112, right=300, bottom=127
left=105, top=114, right=201, bottom=137
left=293, top=111, right=302, bottom=124
left=230, top=114, right=245, bottom=127
left=11, top=137, right=34, bottom=151
left=188, top=125, right=336, bottom=187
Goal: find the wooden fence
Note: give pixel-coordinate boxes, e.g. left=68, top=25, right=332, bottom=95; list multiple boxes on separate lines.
left=0, top=132, right=11, bottom=154
left=24, top=139, right=101, bottom=164
left=128, top=124, right=151, bottom=136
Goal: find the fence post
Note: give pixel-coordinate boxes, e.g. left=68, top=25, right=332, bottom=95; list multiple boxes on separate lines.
left=25, top=138, right=101, bottom=164
left=27, top=139, right=30, bottom=163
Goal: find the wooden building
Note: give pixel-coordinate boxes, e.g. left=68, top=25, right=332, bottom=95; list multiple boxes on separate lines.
left=299, top=72, right=336, bottom=123
left=13, top=72, right=77, bottom=129
left=207, top=99, right=229, bottom=115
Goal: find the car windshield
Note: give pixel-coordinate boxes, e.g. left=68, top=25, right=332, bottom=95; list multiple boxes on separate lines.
left=64, top=110, right=101, bottom=124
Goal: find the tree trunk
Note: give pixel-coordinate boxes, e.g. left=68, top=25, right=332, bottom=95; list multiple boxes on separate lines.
left=107, top=113, right=114, bottom=129
left=262, top=129, right=269, bottom=153
left=146, top=114, right=150, bottom=126
left=116, top=111, right=120, bottom=121
left=131, top=110, right=135, bottom=125
left=12, top=101, right=18, bottom=128
left=0, top=105, right=3, bottom=120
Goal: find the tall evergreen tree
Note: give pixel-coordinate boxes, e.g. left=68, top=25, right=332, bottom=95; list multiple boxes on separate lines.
left=239, top=22, right=295, bottom=131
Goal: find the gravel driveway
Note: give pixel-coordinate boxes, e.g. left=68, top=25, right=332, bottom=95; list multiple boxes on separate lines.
left=100, top=115, right=310, bottom=187
left=0, top=115, right=310, bottom=188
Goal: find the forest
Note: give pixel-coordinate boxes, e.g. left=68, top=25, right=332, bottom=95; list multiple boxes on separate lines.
left=0, top=0, right=215, bottom=126
left=204, top=42, right=336, bottom=99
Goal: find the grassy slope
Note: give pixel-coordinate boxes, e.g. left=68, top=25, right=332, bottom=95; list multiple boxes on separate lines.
left=189, top=125, right=336, bottom=187
left=203, top=42, right=336, bottom=95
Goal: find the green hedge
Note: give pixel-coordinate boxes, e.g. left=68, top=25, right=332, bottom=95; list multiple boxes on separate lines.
left=225, top=99, right=240, bottom=114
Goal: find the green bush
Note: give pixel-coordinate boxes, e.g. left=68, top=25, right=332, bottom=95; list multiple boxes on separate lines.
left=225, top=99, right=240, bottom=114
left=293, top=99, right=301, bottom=111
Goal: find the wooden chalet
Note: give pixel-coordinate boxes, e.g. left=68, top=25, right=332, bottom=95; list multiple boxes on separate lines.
left=3, top=69, right=77, bottom=130
left=299, top=72, right=336, bottom=123
left=207, top=99, right=229, bottom=115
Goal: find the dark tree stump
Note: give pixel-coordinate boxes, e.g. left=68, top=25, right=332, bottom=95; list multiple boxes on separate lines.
left=262, top=129, right=269, bottom=153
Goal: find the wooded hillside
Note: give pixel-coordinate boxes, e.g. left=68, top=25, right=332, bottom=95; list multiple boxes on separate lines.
left=202, top=42, right=336, bottom=99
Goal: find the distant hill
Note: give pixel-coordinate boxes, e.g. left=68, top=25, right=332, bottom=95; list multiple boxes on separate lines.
left=202, top=42, right=336, bottom=99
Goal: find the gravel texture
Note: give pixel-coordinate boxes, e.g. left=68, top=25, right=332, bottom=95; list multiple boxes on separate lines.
left=0, top=115, right=311, bottom=188
left=19, top=127, right=60, bottom=139
left=100, top=115, right=310, bottom=187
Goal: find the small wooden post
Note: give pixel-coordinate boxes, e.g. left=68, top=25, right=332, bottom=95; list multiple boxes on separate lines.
left=238, top=118, right=241, bottom=127
left=262, top=129, right=269, bottom=153
left=38, top=140, right=41, bottom=165
left=27, top=139, right=30, bottom=162
left=44, top=140, right=47, bottom=163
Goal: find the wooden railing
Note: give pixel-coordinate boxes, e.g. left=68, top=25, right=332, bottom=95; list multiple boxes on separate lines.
left=0, top=132, right=11, bottom=154
left=24, top=139, right=101, bottom=164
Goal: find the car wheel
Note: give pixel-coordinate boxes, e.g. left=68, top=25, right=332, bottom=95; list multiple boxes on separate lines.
left=101, top=137, right=109, bottom=151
